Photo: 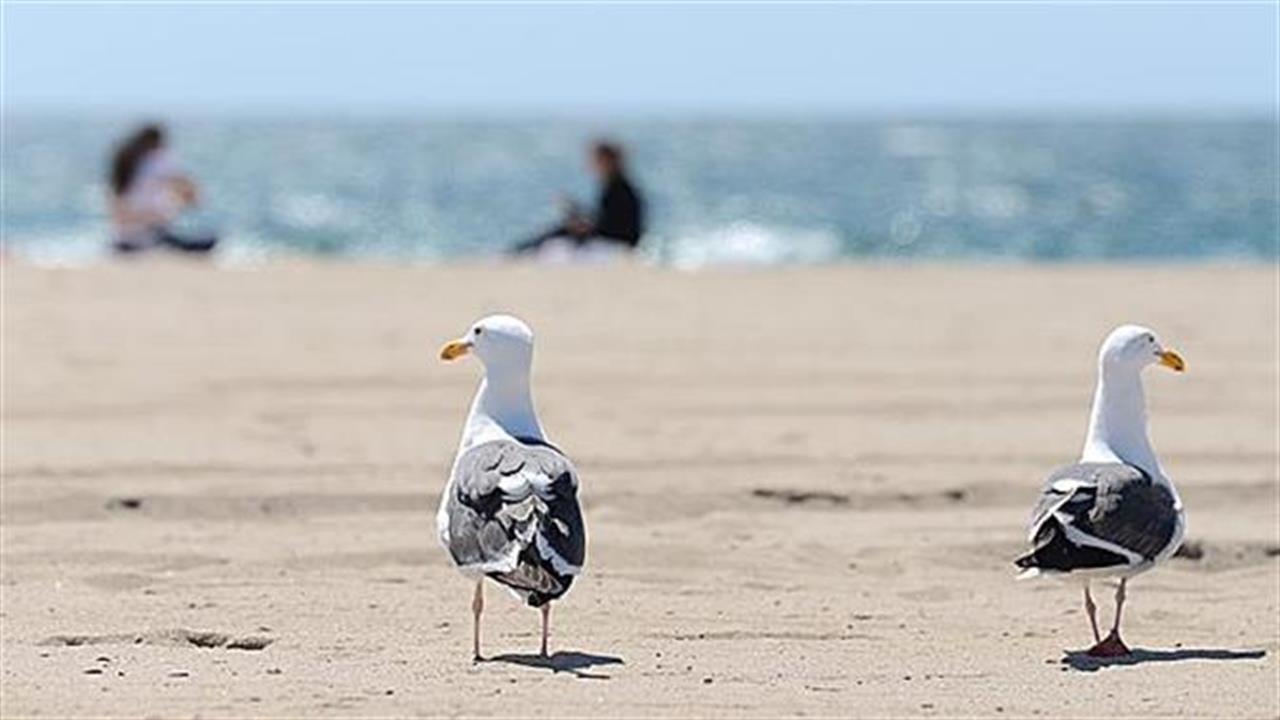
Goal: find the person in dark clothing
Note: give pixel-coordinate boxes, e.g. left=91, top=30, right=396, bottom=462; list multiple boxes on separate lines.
left=513, top=141, right=645, bottom=255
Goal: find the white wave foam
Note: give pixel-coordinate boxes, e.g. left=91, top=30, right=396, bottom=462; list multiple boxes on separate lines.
left=3, top=226, right=108, bottom=267
left=656, top=222, right=843, bottom=268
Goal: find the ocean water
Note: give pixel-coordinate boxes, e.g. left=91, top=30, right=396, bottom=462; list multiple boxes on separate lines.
left=3, top=116, right=1275, bottom=265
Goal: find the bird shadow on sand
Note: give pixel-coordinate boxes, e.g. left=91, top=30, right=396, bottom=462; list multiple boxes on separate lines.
left=1063, top=647, right=1266, bottom=672
left=484, top=651, right=624, bottom=680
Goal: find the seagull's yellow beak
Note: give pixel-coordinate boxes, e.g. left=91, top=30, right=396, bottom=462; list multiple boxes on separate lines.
left=1157, top=349, right=1185, bottom=372
left=439, top=339, right=471, bottom=362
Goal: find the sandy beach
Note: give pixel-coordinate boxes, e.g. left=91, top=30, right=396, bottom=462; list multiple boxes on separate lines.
left=1, top=262, right=1276, bottom=718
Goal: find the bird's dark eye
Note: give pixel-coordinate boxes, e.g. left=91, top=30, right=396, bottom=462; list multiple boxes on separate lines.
left=473, top=327, right=482, bottom=336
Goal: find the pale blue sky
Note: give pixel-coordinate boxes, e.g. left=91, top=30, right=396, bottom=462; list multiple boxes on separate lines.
left=4, top=3, right=1275, bottom=115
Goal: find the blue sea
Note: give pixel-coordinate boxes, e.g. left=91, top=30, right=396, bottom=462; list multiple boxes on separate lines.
left=3, top=115, right=1275, bottom=265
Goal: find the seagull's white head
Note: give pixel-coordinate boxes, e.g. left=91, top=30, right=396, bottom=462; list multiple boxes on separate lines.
left=1097, top=324, right=1185, bottom=374
left=439, top=314, right=535, bottom=371
left=440, top=314, right=543, bottom=445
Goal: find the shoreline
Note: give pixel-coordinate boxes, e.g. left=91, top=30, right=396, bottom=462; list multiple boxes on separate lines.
left=4, top=253, right=1277, bottom=271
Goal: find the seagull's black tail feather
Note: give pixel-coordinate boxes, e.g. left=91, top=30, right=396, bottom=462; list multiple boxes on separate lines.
left=1016, top=521, right=1128, bottom=572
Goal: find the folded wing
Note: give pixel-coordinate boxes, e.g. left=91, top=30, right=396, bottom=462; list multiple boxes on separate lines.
left=1016, top=462, right=1178, bottom=574
left=445, top=438, right=586, bottom=606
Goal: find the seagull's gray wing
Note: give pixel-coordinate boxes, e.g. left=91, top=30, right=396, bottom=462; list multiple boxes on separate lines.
left=445, top=438, right=585, bottom=606
left=1016, top=462, right=1179, bottom=573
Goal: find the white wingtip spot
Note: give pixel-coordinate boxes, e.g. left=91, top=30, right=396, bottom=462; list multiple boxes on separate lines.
left=1050, top=478, right=1087, bottom=494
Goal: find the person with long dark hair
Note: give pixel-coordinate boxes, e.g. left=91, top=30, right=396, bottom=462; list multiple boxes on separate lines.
left=108, top=123, right=217, bottom=254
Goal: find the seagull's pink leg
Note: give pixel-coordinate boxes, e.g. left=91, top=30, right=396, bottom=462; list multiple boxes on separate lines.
left=1083, top=583, right=1101, bottom=644
left=540, top=604, right=551, bottom=658
left=1108, top=578, right=1131, bottom=650
left=1111, top=578, right=1127, bottom=635
left=1086, top=579, right=1131, bottom=657
left=472, top=580, right=484, bottom=661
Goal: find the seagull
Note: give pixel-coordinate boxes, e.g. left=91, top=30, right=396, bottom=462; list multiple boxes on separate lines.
left=436, top=314, right=586, bottom=661
left=1015, top=325, right=1187, bottom=657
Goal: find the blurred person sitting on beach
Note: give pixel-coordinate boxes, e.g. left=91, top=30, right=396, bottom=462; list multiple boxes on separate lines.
left=108, top=123, right=217, bottom=255
left=512, top=140, right=645, bottom=259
